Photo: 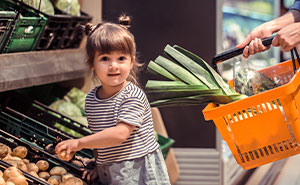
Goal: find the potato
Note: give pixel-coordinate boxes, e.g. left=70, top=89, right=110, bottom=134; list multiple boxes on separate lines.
left=0, top=144, right=10, bottom=159
left=2, top=154, right=12, bottom=160
left=3, top=160, right=27, bottom=172
left=47, top=175, right=61, bottom=185
left=58, top=150, right=75, bottom=161
left=60, top=177, right=83, bottom=185
left=49, top=166, right=67, bottom=176
left=11, top=147, right=27, bottom=159
left=26, top=163, right=39, bottom=174
left=4, top=182, right=15, bottom=185
left=71, top=160, right=84, bottom=168
left=10, top=157, right=21, bottom=161
left=62, top=173, right=74, bottom=182
left=0, top=177, right=5, bottom=184
left=36, top=160, right=49, bottom=171
left=7, top=175, right=28, bottom=185
left=38, top=172, right=50, bottom=180
left=3, top=166, right=22, bottom=181
left=22, top=159, right=29, bottom=165
left=28, top=171, right=38, bottom=178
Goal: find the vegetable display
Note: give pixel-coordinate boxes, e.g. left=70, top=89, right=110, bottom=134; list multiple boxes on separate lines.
left=146, top=44, right=247, bottom=107
left=0, top=143, right=85, bottom=185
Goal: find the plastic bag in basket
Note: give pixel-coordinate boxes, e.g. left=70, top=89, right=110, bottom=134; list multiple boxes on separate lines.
left=233, top=59, right=280, bottom=96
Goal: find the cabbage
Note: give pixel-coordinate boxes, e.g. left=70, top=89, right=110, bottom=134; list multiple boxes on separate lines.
left=49, top=99, right=82, bottom=117
left=19, top=0, right=55, bottom=15
left=64, top=87, right=87, bottom=115
left=55, top=0, right=81, bottom=16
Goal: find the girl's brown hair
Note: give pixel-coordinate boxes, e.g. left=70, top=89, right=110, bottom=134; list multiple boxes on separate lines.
left=84, top=14, right=140, bottom=85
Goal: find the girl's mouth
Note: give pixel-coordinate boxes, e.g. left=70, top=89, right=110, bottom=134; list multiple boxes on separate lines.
left=107, top=74, right=120, bottom=76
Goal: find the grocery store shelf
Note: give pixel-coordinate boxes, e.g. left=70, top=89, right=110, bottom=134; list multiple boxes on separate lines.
left=223, top=6, right=273, bottom=22
left=0, top=49, right=87, bottom=92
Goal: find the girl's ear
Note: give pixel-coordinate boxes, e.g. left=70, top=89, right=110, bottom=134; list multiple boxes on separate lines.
left=130, top=56, right=135, bottom=69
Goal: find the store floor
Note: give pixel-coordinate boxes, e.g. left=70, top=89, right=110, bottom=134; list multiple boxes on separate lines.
left=273, top=154, right=300, bottom=185
left=245, top=154, right=300, bottom=185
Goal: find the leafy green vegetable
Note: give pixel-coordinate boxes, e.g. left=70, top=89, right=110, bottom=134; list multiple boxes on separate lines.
left=55, top=0, right=81, bottom=16
left=64, top=87, right=87, bottom=116
left=173, top=45, right=237, bottom=95
left=164, top=45, right=219, bottom=89
left=49, top=99, right=82, bottom=117
left=145, top=44, right=247, bottom=107
left=147, top=61, right=179, bottom=81
left=19, top=0, right=55, bottom=15
left=154, top=56, right=206, bottom=86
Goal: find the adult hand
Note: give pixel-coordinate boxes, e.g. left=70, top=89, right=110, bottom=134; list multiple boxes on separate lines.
left=236, top=22, right=273, bottom=58
left=272, top=22, right=300, bottom=52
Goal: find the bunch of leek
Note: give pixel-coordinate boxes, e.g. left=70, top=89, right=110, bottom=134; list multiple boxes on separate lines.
left=145, top=45, right=247, bottom=107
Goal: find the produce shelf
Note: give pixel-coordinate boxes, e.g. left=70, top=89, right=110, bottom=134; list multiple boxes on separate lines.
left=0, top=48, right=87, bottom=92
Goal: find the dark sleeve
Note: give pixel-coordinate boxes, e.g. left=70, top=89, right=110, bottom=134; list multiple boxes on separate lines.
left=290, top=0, right=300, bottom=11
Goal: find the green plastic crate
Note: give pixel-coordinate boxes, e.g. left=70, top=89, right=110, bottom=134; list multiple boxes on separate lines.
left=157, top=133, right=175, bottom=159
left=0, top=108, right=93, bottom=159
left=0, top=11, right=16, bottom=53
left=0, top=0, right=47, bottom=53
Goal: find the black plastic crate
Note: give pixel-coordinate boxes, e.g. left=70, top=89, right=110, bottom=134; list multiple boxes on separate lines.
left=64, top=11, right=92, bottom=48
left=35, top=13, right=73, bottom=50
left=0, top=11, right=16, bottom=53
left=0, top=128, right=86, bottom=181
left=35, top=7, right=92, bottom=50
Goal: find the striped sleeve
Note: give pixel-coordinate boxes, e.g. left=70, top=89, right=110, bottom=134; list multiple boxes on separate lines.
left=117, top=96, right=145, bottom=127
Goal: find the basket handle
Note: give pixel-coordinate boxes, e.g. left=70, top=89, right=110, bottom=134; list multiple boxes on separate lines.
left=290, top=47, right=300, bottom=74
left=212, top=36, right=274, bottom=71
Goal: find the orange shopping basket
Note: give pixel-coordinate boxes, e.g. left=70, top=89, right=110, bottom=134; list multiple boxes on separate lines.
left=203, top=37, right=300, bottom=170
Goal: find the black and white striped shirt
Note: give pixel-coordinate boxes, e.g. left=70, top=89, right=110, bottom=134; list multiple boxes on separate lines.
left=85, top=82, right=159, bottom=164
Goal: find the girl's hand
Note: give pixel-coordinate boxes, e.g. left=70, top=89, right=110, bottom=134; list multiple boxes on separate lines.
left=82, top=167, right=99, bottom=184
left=55, top=139, right=81, bottom=161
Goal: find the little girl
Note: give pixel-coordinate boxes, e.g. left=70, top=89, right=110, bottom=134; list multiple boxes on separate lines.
left=55, top=14, right=170, bottom=185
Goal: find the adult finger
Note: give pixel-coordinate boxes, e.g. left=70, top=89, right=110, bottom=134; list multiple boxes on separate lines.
left=243, top=46, right=250, bottom=58
left=253, top=38, right=260, bottom=53
left=249, top=40, right=256, bottom=55
left=258, top=38, right=265, bottom=51
left=272, top=35, right=280, bottom=47
left=236, top=35, right=252, bottom=48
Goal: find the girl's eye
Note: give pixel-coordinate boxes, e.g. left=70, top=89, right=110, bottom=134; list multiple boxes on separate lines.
left=120, top=56, right=128, bottom=61
left=100, top=56, right=108, bottom=61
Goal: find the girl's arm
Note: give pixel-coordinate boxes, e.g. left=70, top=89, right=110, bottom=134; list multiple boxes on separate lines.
left=55, top=122, right=136, bottom=157
left=78, top=122, right=136, bottom=150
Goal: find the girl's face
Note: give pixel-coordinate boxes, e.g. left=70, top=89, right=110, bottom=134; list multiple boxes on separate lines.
left=93, top=51, right=133, bottom=90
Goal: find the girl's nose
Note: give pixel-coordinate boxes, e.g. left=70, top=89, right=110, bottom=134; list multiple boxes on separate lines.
left=109, top=61, right=118, bottom=70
